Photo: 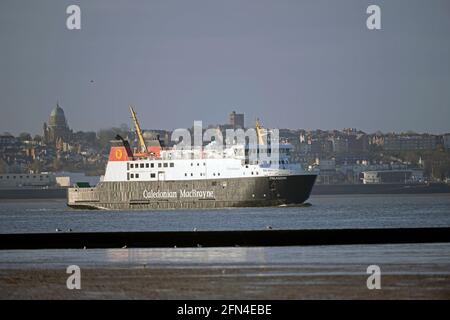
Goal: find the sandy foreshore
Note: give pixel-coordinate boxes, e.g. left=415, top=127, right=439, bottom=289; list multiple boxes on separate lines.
left=2, top=244, right=450, bottom=299
left=1, top=265, right=450, bottom=299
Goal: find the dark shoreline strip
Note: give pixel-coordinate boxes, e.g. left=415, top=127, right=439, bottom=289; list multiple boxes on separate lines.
left=1, top=228, right=450, bottom=249
left=0, top=182, right=449, bottom=200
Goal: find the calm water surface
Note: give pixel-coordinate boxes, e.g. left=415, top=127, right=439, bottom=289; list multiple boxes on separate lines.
left=0, top=194, right=449, bottom=234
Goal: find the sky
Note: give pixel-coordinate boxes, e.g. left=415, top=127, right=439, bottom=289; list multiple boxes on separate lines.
left=0, top=0, right=450, bottom=135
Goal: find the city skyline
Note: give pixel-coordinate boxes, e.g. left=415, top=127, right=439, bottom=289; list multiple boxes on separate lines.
left=1, top=0, right=450, bottom=135
left=0, top=102, right=450, bottom=136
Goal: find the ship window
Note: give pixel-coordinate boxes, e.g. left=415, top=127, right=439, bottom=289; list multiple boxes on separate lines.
left=163, top=163, right=168, bottom=168
left=203, top=162, right=206, bottom=166
left=256, top=172, right=259, bottom=175
left=185, top=173, right=187, bottom=176
left=136, top=173, right=139, bottom=178
left=191, top=163, right=193, bottom=166
left=130, top=163, right=134, bottom=168
left=158, top=163, right=162, bottom=168
left=170, top=163, right=174, bottom=167
left=150, top=173, right=155, bottom=178
left=191, top=173, right=193, bottom=176
left=140, top=163, right=144, bottom=168
left=197, top=163, right=199, bottom=166
left=130, top=174, right=134, bottom=178
left=213, top=173, right=216, bottom=176
left=6, top=176, right=9, bottom=179
left=218, top=173, right=220, bottom=176
left=151, top=163, right=154, bottom=168
left=251, top=172, right=254, bottom=175
left=146, top=163, right=149, bottom=168
left=13, top=176, right=16, bottom=179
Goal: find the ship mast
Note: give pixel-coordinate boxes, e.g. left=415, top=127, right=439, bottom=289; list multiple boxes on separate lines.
left=129, top=105, right=148, bottom=154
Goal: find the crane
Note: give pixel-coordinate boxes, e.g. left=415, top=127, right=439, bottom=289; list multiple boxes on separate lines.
left=129, top=105, right=148, bottom=154
left=255, top=118, right=265, bottom=145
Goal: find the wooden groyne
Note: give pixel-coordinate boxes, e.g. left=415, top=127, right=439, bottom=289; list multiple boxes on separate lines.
left=1, top=227, right=449, bottom=249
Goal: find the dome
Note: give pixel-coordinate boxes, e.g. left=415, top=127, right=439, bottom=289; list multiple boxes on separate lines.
left=48, top=103, right=67, bottom=127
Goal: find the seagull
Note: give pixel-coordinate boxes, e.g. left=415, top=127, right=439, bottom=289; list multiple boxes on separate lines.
left=266, top=225, right=273, bottom=230
left=193, top=228, right=198, bottom=232
left=55, top=228, right=61, bottom=232
left=67, top=228, right=72, bottom=232
left=122, top=245, right=127, bottom=249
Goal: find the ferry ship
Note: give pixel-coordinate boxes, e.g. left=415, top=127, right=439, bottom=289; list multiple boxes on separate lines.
left=67, top=107, right=317, bottom=210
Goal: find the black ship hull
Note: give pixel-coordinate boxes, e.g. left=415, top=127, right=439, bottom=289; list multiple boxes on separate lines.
left=67, top=174, right=317, bottom=210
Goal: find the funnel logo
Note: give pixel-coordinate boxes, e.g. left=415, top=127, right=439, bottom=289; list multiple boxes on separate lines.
left=115, top=149, right=123, bottom=160
left=109, top=147, right=129, bottom=161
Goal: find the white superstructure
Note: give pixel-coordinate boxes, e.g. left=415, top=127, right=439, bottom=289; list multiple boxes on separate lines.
left=104, top=142, right=307, bottom=182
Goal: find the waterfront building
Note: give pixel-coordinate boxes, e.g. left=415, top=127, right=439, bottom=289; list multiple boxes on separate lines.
left=0, top=134, right=17, bottom=147
left=443, top=134, right=450, bottom=150
left=229, top=111, right=245, bottom=129
left=0, top=173, right=56, bottom=188
left=362, top=170, right=424, bottom=184
left=377, top=134, right=439, bottom=151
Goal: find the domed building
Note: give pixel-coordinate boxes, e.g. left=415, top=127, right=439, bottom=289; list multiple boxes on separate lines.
left=43, top=103, right=72, bottom=144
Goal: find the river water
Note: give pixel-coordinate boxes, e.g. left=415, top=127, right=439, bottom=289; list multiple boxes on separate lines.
left=0, top=194, right=449, bottom=234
